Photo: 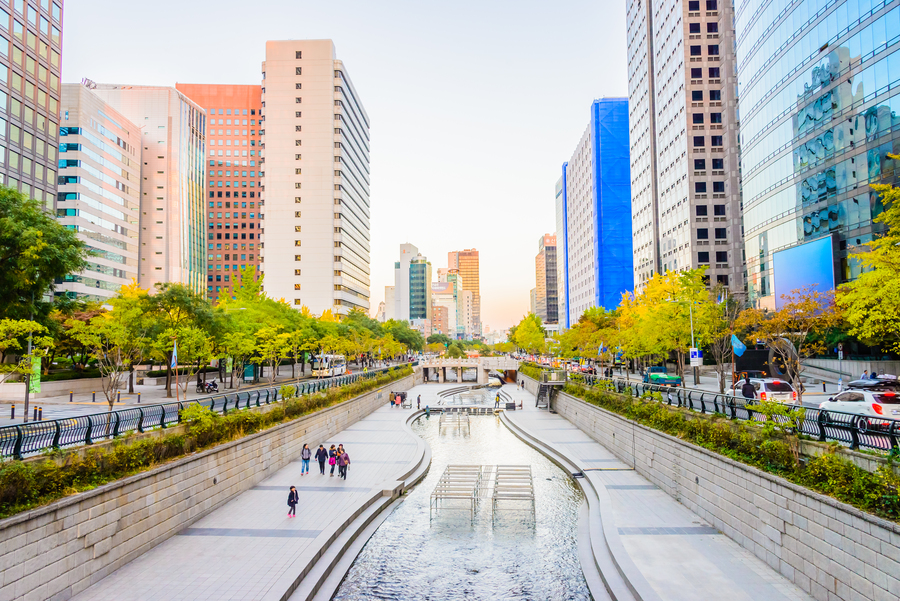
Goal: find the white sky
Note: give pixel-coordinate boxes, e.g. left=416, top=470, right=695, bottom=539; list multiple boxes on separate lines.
left=62, top=0, right=628, bottom=331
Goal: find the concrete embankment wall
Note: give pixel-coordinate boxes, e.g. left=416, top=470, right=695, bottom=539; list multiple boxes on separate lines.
left=522, top=375, right=900, bottom=601
left=0, top=370, right=422, bottom=601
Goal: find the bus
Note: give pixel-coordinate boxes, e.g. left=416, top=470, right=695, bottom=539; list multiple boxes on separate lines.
left=312, top=354, right=347, bottom=378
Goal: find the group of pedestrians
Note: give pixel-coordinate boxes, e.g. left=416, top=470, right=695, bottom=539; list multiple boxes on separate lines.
left=288, top=443, right=350, bottom=517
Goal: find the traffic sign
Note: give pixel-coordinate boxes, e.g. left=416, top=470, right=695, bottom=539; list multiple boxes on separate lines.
left=690, top=348, right=703, bottom=367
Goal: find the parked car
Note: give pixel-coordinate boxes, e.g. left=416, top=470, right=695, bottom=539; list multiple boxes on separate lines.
left=643, top=366, right=682, bottom=386
left=818, top=389, right=900, bottom=430
left=846, top=376, right=900, bottom=392
left=729, top=378, right=798, bottom=404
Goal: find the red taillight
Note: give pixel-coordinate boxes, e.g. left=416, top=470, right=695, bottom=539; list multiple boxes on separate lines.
left=872, top=404, right=884, bottom=415
left=760, top=392, right=767, bottom=401
left=792, top=391, right=797, bottom=401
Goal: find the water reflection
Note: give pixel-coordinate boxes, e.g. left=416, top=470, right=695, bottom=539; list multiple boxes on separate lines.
left=332, top=416, right=591, bottom=601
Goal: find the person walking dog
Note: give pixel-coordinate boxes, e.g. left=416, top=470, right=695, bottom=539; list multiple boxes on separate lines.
left=328, top=444, right=338, bottom=477
left=287, top=486, right=299, bottom=517
left=300, top=444, right=311, bottom=476
left=315, top=444, right=328, bottom=475
left=338, top=448, right=350, bottom=480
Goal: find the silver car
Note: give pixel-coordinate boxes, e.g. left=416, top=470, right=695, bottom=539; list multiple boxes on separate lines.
left=730, top=378, right=798, bottom=404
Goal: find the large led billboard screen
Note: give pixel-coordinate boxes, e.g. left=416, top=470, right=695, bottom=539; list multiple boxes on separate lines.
left=772, top=236, right=835, bottom=309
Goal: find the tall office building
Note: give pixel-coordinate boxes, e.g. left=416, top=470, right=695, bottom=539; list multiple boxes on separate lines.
left=559, top=98, right=633, bottom=326
left=627, top=0, right=744, bottom=293
left=534, top=233, right=558, bottom=324
left=447, top=249, right=480, bottom=334
left=735, top=0, right=900, bottom=308
left=391, top=243, right=431, bottom=323
left=92, top=84, right=207, bottom=293
left=176, top=84, right=262, bottom=303
left=382, top=285, right=395, bottom=321
left=0, top=0, right=63, bottom=209
left=431, top=281, right=457, bottom=336
left=554, top=175, right=568, bottom=328
left=259, top=39, right=371, bottom=316
left=530, top=287, right=537, bottom=316
left=56, top=84, right=140, bottom=300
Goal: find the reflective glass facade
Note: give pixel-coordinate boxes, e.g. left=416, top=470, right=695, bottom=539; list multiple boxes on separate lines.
left=0, top=0, right=62, bottom=209
left=736, top=0, right=900, bottom=307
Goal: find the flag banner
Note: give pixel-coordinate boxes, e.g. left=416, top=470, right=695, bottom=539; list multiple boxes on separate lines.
left=731, top=335, right=746, bottom=357
left=29, top=357, right=41, bottom=394
left=171, top=340, right=178, bottom=368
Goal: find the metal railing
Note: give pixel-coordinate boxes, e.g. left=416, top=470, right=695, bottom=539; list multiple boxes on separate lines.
left=568, top=373, right=900, bottom=454
left=0, top=362, right=417, bottom=460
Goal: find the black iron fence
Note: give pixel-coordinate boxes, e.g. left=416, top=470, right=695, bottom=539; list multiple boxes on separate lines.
left=0, top=363, right=417, bottom=460
left=567, top=373, right=900, bottom=454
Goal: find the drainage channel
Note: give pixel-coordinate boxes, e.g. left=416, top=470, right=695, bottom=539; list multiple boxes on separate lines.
left=330, top=414, right=592, bottom=601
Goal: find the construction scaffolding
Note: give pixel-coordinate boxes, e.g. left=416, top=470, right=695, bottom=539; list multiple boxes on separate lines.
left=429, top=464, right=535, bottom=526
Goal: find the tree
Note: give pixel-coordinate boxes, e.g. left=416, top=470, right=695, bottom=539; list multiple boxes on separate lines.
left=701, top=287, right=747, bottom=393
left=838, top=179, right=900, bottom=353
left=0, top=186, right=88, bottom=320
left=513, top=314, right=546, bottom=355
left=741, top=287, right=842, bottom=402
left=219, top=331, right=256, bottom=390
left=427, top=333, right=451, bottom=347
left=67, top=293, right=151, bottom=411
left=0, top=319, right=53, bottom=385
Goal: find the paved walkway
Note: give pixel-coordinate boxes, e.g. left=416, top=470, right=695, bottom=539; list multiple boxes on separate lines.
left=505, top=386, right=813, bottom=601
left=70, top=384, right=441, bottom=601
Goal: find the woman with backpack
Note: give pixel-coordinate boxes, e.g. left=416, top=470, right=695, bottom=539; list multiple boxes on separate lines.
left=328, top=444, right=338, bottom=477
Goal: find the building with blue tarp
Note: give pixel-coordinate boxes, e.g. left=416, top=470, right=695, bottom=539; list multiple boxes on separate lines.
left=556, top=98, right=633, bottom=327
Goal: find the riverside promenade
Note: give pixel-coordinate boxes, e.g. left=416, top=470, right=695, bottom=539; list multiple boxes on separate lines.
left=68, top=385, right=445, bottom=601
left=503, top=385, right=813, bottom=601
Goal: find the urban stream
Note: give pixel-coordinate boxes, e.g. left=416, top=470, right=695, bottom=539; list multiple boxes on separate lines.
left=331, top=413, right=592, bottom=600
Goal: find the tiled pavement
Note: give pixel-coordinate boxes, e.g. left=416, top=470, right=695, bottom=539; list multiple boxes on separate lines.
left=69, top=386, right=447, bottom=601
left=505, top=387, right=814, bottom=601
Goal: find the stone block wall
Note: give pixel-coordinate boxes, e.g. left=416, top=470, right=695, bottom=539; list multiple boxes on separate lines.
left=0, top=370, right=421, bottom=601
left=550, top=387, right=900, bottom=601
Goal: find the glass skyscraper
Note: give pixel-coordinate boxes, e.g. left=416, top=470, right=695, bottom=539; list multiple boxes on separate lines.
left=736, top=0, right=900, bottom=307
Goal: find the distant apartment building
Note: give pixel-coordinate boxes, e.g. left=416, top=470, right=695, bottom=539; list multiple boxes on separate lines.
left=176, top=84, right=262, bottom=303
left=448, top=249, right=480, bottom=334
left=0, top=0, right=63, bottom=210
left=382, top=286, right=395, bottom=321
left=529, top=287, right=537, bottom=316
left=375, top=300, right=385, bottom=322
left=627, top=0, right=743, bottom=292
left=431, top=304, right=448, bottom=336
left=56, top=84, right=140, bottom=300
left=735, top=0, right=900, bottom=308
left=92, top=84, right=206, bottom=293
left=559, top=98, right=633, bottom=326
left=259, top=39, right=371, bottom=316
left=431, top=281, right=457, bottom=336
left=392, top=243, right=431, bottom=323
left=534, top=233, right=558, bottom=324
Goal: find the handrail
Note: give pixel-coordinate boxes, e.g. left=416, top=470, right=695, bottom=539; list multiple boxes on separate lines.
left=0, top=362, right=418, bottom=460
left=555, top=371, right=900, bottom=454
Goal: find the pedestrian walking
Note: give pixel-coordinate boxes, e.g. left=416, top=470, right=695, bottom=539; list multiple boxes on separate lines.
left=417, top=395, right=421, bottom=410
left=338, top=448, right=350, bottom=479
left=861, top=370, right=869, bottom=380
left=300, top=444, right=311, bottom=476
left=741, top=377, right=756, bottom=400
left=315, top=444, right=328, bottom=475
left=287, top=486, right=299, bottom=517
left=395, top=393, right=402, bottom=408
left=495, top=392, right=501, bottom=409
left=328, top=444, right=338, bottom=477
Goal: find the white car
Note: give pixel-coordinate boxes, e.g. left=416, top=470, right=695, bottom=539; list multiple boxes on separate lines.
left=818, top=389, right=900, bottom=429
left=730, top=378, right=798, bottom=404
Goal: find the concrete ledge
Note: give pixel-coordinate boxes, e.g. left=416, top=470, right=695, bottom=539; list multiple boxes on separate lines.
left=0, top=370, right=424, bottom=601
left=546, top=384, right=900, bottom=601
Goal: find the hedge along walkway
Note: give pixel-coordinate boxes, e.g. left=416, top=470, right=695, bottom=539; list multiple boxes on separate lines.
left=70, top=401, right=425, bottom=601
left=504, top=388, right=814, bottom=601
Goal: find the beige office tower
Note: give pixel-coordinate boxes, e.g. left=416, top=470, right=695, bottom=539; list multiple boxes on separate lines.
left=627, top=0, right=743, bottom=292
left=259, top=40, right=371, bottom=315
left=57, top=83, right=140, bottom=300
left=91, top=84, right=207, bottom=293
left=447, top=249, right=480, bottom=335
